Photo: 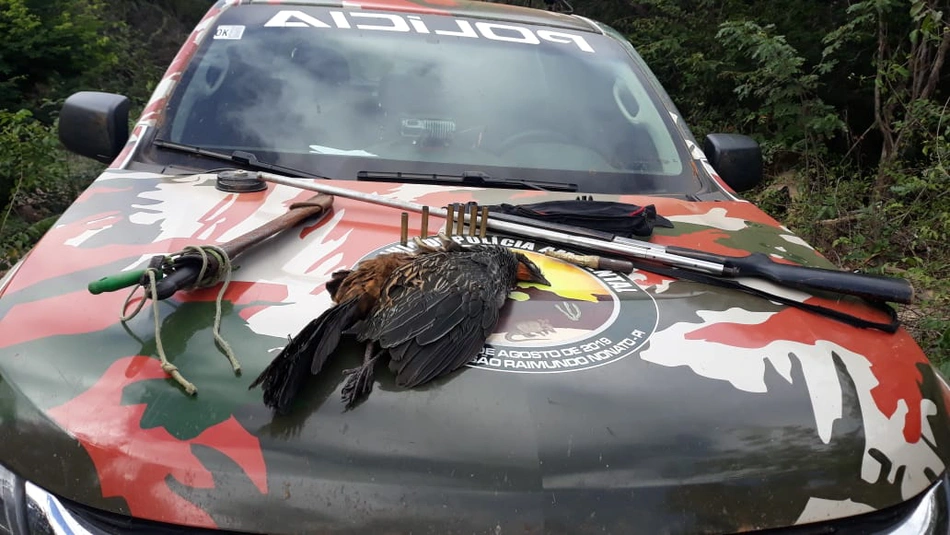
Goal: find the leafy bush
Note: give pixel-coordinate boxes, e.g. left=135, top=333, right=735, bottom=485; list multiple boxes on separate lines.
left=0, top=109, right=65, bottom=209
left=0, top=0, right=116, bottom=116
left=0, top=0, right=209, bottom=273
left=715, top=21, right=845, bottom=167
left=0, top=109, right=99, bottom=271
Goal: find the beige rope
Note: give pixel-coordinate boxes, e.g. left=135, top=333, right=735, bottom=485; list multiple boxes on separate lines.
left=121, top=266, right=197, bottom=394
left=120, top=245, right=241, bottom=395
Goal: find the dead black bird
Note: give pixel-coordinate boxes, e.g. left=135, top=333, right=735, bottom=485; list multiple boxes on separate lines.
left=341, top=240, right=550, bottom=408
left=249, top=251, right=414, bottom=414
left=250, top=238, right=549, bottom=413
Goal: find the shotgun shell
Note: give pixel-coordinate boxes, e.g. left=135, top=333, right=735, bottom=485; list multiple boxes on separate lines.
left=400, top=212, right=409, bottom=245
left=468, top=203, right=478, bottom=236
left=455, top=203, right=465, bottom=236
left=479, top=206, right=489, bottom=238
left=445, top=204, right=454, bottom=237
left=421, top=205, right=429, bottom=237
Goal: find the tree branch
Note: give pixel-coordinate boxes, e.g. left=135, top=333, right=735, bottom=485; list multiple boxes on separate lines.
left=911, top=15, right=926, bottom=99
left=874, top=16, right=895, bottom=165
left=922, top=27, right=950, bottom=100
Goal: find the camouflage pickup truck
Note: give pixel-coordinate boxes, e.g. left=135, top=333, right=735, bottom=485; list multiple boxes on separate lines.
left=0, top=0, right=947, bottom=533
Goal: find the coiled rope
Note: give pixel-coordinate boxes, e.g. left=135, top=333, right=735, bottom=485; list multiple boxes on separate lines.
left=120, top=245, right=240, bottom=395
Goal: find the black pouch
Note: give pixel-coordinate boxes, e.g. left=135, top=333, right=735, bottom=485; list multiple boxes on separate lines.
left=487, top=199, right=674, bottom=237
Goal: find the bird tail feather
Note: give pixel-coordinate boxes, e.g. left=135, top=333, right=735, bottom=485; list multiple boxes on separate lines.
left=249, top=296, right=362, bottom=414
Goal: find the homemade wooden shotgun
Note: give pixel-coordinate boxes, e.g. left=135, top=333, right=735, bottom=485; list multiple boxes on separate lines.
left=229, top=170, right=914, bottom=306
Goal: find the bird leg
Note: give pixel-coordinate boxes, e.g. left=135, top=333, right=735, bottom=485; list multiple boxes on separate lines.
left=341, top=342, right=380, bottom=409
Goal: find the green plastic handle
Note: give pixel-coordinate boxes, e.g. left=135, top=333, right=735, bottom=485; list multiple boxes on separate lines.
left=88, top=269, right=158, bottom=295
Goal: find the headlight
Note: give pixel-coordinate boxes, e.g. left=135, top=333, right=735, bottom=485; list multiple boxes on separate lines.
left=0, top=463, right=92, bottom=535
left=887, top=476, right=947, bottom=534
left=0, top=464, right=25, bottom=535
left=23, top=482, right=93, bottom=535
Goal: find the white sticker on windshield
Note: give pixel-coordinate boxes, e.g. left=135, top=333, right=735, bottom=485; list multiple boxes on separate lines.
left=263, top=10, right=595, bottom=53
left=309, top=145, right=378, bottom=157
left=213, top=25, right=246, bottom=40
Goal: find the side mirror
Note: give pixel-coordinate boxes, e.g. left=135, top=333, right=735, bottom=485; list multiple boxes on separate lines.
left=58, top=91, right=130, bottom=164
left=703, top=133, right=762, bottom=192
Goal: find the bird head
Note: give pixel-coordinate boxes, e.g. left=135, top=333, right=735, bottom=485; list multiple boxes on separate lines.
left=513, top=252, right=550, bottom=286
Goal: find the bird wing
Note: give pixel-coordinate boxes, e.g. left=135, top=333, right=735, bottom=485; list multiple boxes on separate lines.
left=249, top=294, right=363, bottom=414
left=358, top=251, right=507, bottom=388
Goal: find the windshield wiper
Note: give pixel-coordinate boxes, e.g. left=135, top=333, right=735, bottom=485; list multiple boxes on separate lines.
left=357, top=170, right=578, bottom=192
left=153, top=139, right=327, bottom=179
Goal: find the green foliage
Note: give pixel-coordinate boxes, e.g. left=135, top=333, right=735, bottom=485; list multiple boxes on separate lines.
left=0, top=0, right=210, bottom=272
left=92, top=0, right=215, bottom=106
left=715, top=21, right=845, bottom=166
left=0, top=109, right=99, bottom=271
left=0, top=0, right=116, bottom=115
left=0, top=109, right=65, bottom=210
left=0, top=215, right=58, bottom=272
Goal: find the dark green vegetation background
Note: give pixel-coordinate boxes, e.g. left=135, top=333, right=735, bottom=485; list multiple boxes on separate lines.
left=1, top=0, right=947, bottom=366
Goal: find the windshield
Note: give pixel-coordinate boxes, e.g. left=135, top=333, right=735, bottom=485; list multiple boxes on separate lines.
left=153, top=5, right=700, bottom=195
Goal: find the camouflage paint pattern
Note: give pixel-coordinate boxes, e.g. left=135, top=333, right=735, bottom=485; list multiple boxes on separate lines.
left=2, top=0, right=948, bottom=533
left=0, top=170, right=948, bottom=533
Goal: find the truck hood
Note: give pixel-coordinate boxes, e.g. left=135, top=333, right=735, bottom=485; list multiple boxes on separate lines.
left=1, top=170, right=948, bottom=534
